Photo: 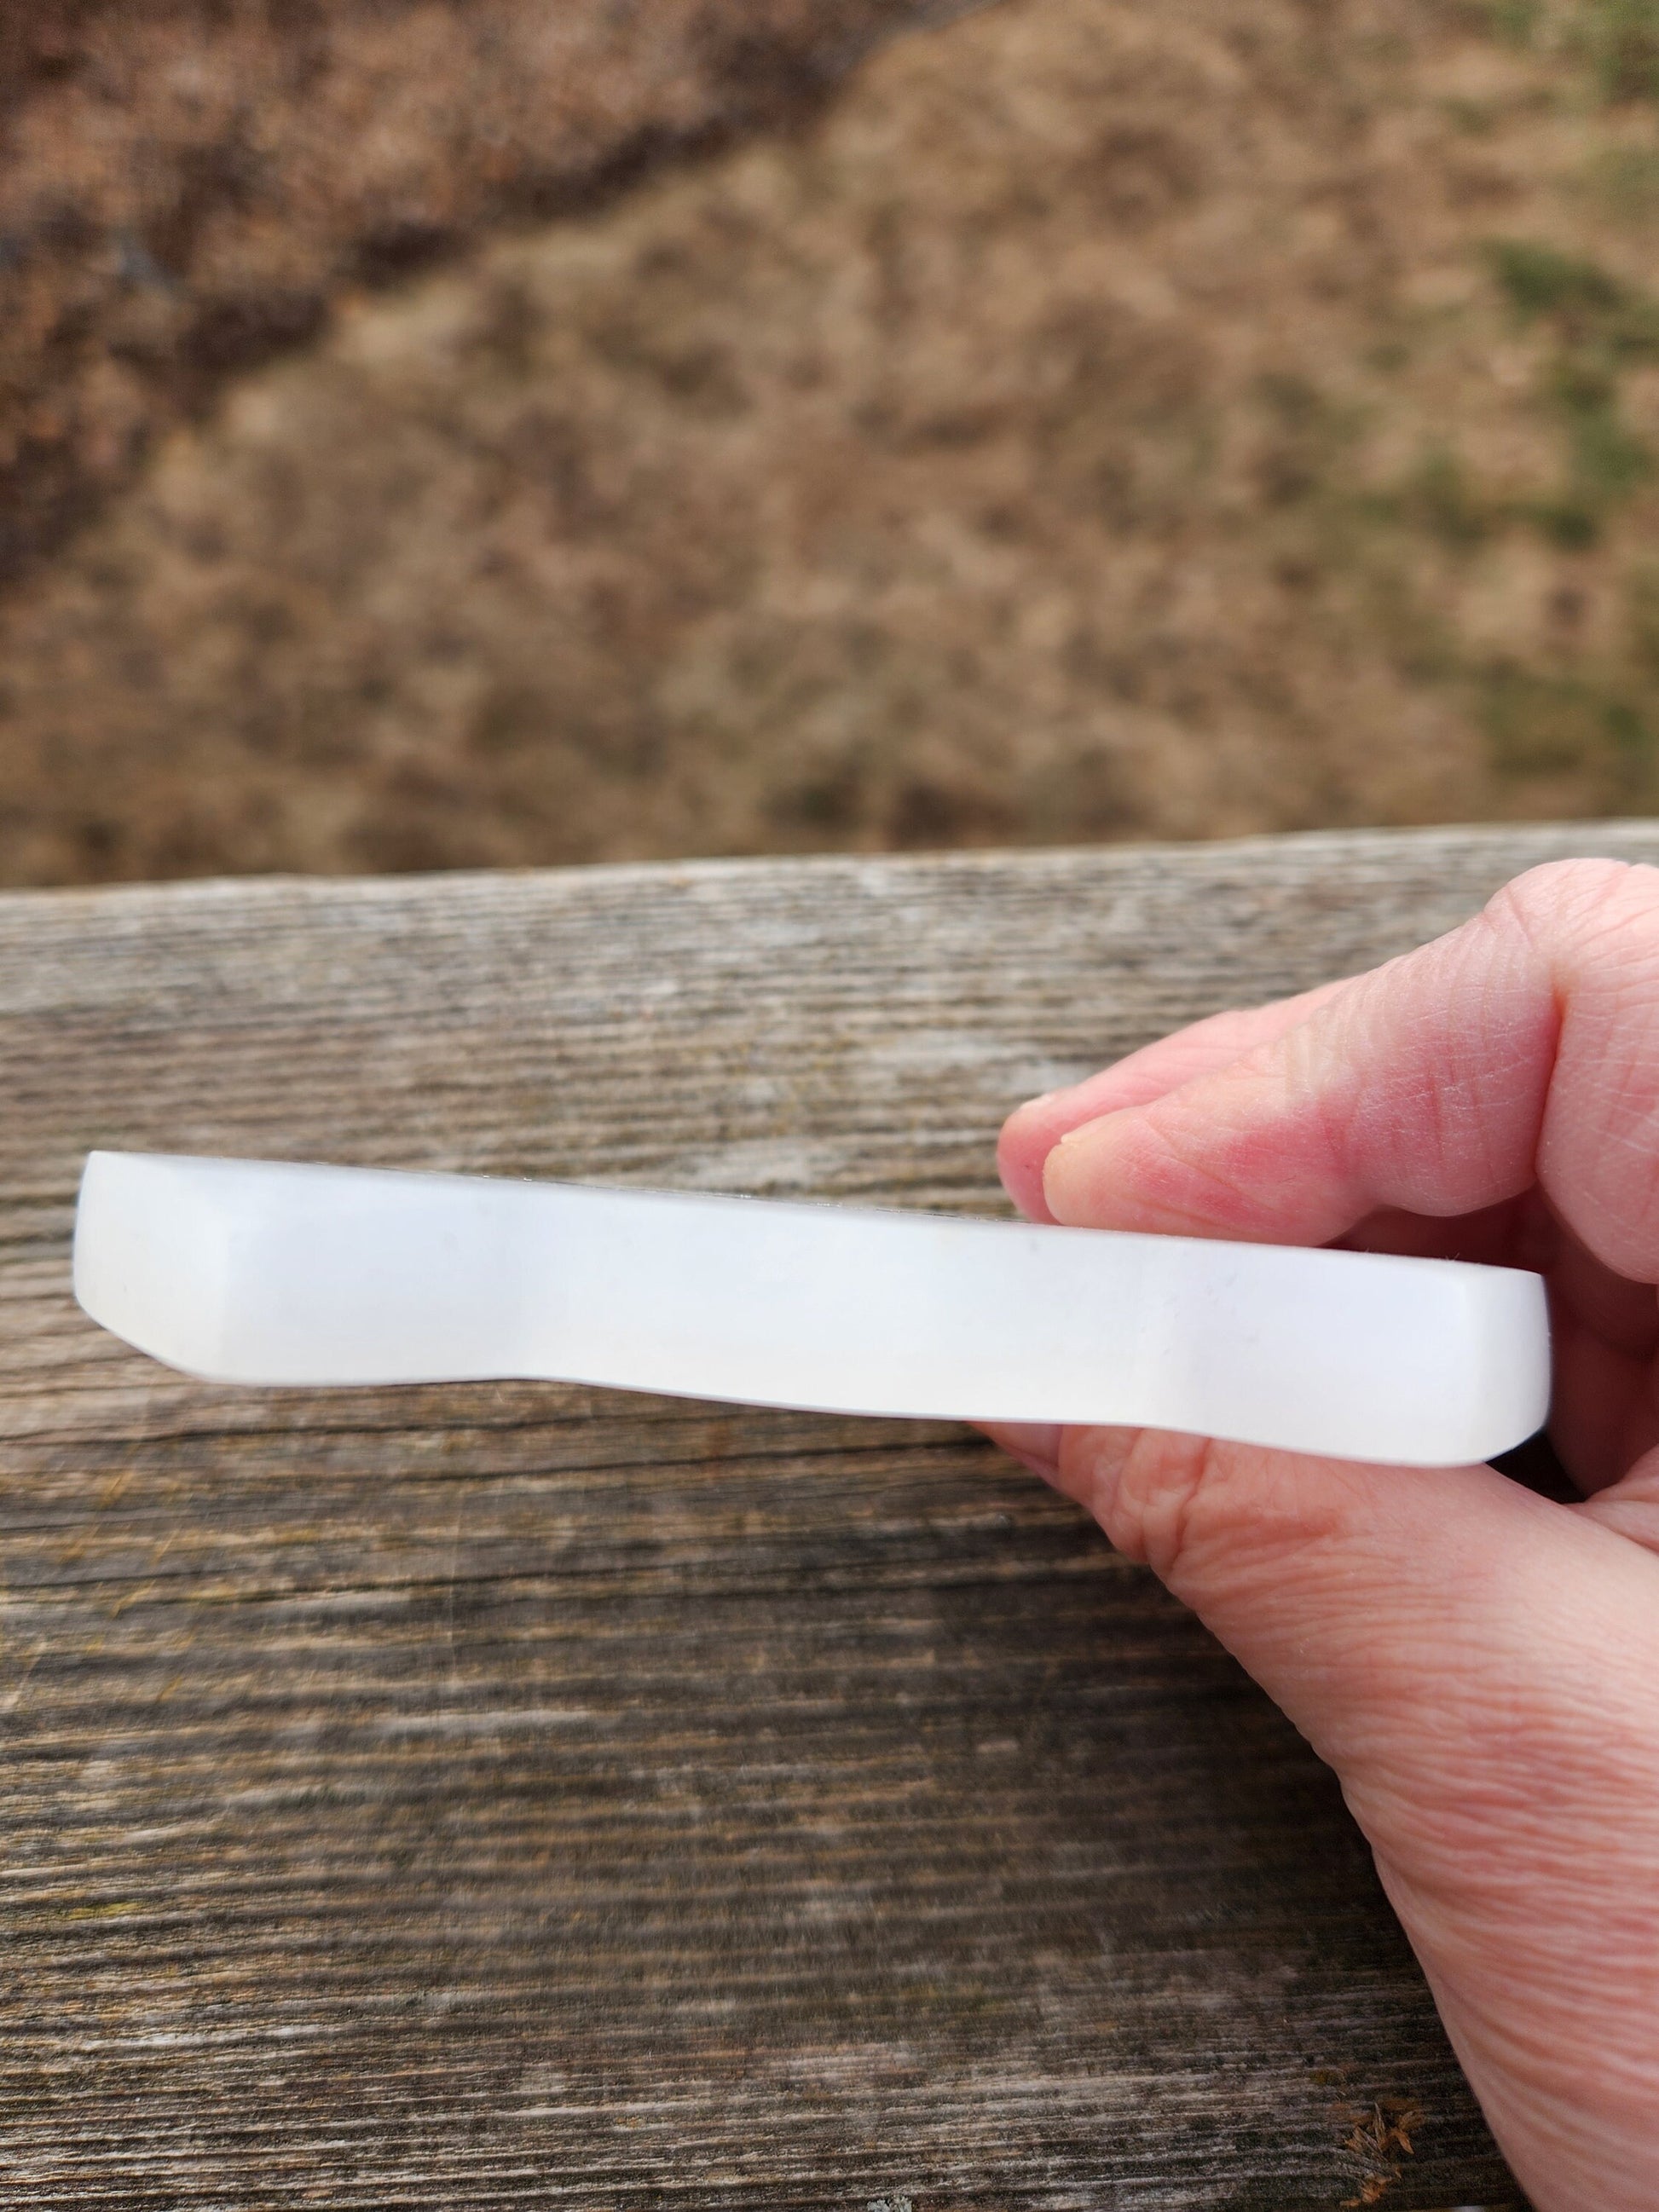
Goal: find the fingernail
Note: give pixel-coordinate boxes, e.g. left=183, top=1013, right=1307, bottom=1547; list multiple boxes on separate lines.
left=1042, top=1128, right=1091, bottom=1225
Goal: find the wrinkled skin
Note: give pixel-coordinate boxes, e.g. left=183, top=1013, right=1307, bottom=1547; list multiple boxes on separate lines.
left=989, top=858, right=1659, bottom=2212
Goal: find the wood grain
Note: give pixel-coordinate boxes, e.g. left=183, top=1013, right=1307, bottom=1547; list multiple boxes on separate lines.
left=7, top=823, right=1656, bottom=2209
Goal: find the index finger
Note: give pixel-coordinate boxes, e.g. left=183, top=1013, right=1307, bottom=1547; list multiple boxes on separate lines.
left=997, top=979, right=1351, bottom=1221
left=1038, top=858, right=1659, bottom=1285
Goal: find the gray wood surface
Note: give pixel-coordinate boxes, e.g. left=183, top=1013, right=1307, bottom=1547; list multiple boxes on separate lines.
left=6, top=822, right=1656, bottom=2209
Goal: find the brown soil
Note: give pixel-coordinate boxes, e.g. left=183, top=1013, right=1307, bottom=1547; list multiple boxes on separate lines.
left=2, top=0, right=1657, bottom=885
left=0, top=0, right=949, bottom=586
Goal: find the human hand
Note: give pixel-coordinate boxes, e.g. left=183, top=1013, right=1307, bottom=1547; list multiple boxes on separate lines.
left=991, top=858, right=1659, bottom=2212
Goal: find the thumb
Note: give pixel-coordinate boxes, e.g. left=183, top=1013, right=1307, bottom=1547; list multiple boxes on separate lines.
left=1003, top=1420, right=1659, bottom=2209
left=1026, top=1421, right=1647, bottom=1828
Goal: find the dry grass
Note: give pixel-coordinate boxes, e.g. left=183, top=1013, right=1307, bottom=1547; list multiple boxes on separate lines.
left=0, top=0, right=936, bottom=585
left=1, top=0, right=1657, bottom=883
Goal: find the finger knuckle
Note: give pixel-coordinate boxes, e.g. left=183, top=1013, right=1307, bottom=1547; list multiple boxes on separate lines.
left=1493, top=858, right=1659, bottom=965
left=1097, top=1428, right=1231, bottom=1584
left=1083, top=1428, right=1360, bottom=1600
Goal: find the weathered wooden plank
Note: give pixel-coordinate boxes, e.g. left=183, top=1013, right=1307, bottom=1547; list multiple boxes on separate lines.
left=6, top=823, right=1655, bottom=2209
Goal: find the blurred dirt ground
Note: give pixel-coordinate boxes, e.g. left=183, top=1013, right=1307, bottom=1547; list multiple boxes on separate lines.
left=2, top=0, right=1658, bottom=884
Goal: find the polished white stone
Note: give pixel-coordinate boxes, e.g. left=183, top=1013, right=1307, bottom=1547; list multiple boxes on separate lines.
left=74, top=1150, right=1551, bottom=1467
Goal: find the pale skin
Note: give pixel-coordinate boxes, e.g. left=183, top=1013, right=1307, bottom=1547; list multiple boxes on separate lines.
left=988, top=857, right=1659, bottom=2212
